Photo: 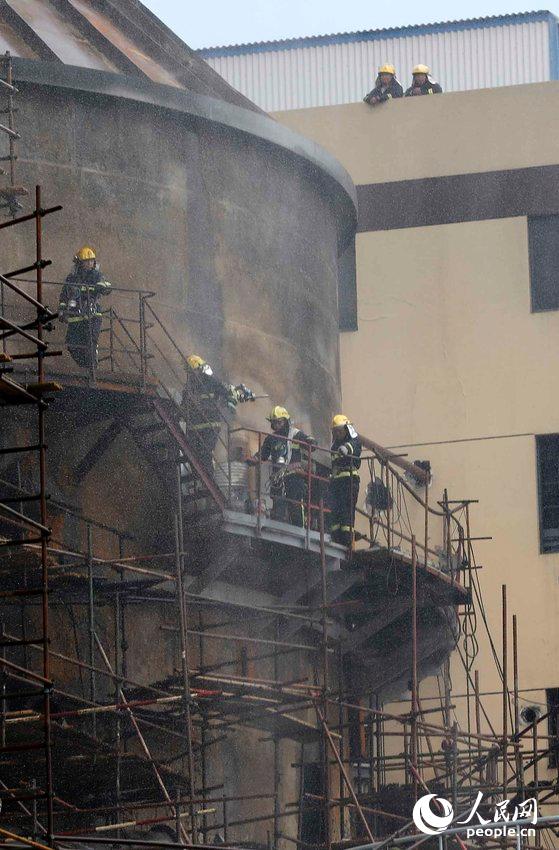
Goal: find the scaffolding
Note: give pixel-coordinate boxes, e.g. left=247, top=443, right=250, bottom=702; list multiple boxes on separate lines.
left=0, top=186, right=62, bottom=847
left=0, top=52, right=27, bottom=217
left=2, top=278, right=559, bottom=850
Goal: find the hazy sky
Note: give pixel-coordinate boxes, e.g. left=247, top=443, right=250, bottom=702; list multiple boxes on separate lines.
left=143, top=1, right=559, bottom=49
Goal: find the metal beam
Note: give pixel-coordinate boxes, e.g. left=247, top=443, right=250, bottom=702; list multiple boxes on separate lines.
left=48, top=0, right=150, bottom=78
left=0, top=2, right=62, bottom=62
left=75, top=418, right=123, bottom=482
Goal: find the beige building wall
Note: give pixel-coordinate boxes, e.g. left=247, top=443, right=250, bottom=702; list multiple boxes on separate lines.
left=274, top=83, right=559, bottom=743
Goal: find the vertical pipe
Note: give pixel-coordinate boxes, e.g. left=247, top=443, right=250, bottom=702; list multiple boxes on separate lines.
left=257, top=431, right=262, bottom=536
left=36, top=186, right=54, bottom=846
left=87, top=523, right=96, bottom=739
left=403, top=724, right=409, bottom=786
left=174, top=513, right=197, bottom=840
left=532, top=721, right=539, bottom=817
left=226, top=421, right=231, bottom=508
left=338, top=644, right=345, bottom=841
left=443, top=489, right=452, bottom=584
left=512, top=614, right=524, bottom=797
left=223, top=795, right=229, bottom=845
left=451, top=722, right=458, bottom=813
left=502, top=584, right=508, bottom=799
left=273, top=618, right=281, bottom=850
left=368, top=693, right=376, bottom=837
left=297, top=742, right=305, bottom=848
left=109, top=307, right=114, bottom=372
left=464, top=509, right=472, bottom=789
left=385, top=464, right=391, bottom=552
left=368, top=460, right=375, bottom=547
left=348, top=459, right=354, bottom=555
left=175, top=792, right=182, bottom=842
left=198, top=611, right=208, bottom=841
left=6, top=54, right=15, bottom=188
left=139, top=293, right=146, bottom=389
left=423, top=479, right=429, bottom=569
left=375, top=696, right=383, bottom=791
left=114, top=582, right=122, bottom=837
left=115, top=533, right=124, bottom=836
left=411, top=536, right=418, bottom=801
left=31, top=777, right=38, bottom=840
left=474, top=670, right=483, bottom=786
left=319, top=500, right=331, bottom=850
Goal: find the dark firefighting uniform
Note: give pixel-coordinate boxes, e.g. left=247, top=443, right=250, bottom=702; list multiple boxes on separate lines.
left=182, top=367, right=236, bottom=474
left=259, top=424, right=314, bottom=527
left=330, top=426, right=362, bottom=546
left=58, top=265, right=111, bottom=367
left=364, top=76, right=403, bottom=103
left=404, top=78, right=443, bottom=96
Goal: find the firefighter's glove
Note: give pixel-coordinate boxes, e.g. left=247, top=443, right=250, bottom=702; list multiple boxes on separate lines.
left=234, top=383, right=255, bottom=403
left=338, top=445, right=350, bottom=456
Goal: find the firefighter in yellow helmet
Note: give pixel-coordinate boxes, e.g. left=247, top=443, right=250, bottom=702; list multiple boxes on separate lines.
left=58, top=246, right=111, bottom=369
left=405, top=64, right=443, bottom=96
left=183, top=354, right=255, bottom=473
left=329, top=414, right=362, bottom=547
left=247, top=406, right=315, bottom=527
left=364, top=63, right=403, bottom=105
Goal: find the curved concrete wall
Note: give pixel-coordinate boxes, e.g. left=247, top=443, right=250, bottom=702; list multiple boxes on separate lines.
left=8, top=60, right=356, bottom=442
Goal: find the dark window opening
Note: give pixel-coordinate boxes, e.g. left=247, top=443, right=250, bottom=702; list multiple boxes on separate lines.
left=546, top=688, right=559, bottom=768
left=536, top=434, right=559, bottom=553
left=528, top=215, right=559, bottom=312
left=338, top=235, right=358, bottom=331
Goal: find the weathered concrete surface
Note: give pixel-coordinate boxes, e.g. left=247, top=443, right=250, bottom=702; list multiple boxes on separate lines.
left=4, top=61, right=356, bottom=443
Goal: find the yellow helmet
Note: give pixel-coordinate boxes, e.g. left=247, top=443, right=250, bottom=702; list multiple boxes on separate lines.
left=378, top=64, right=396, bottom=75
left=75, top=245, right=96, bottom=261
left=187, top=354, right=205, bottom=370
left=267, top=405, right=290, bottom=422
left=331, top=414, right=350, bottom=429
left=412, top=64, right=430, bottom=75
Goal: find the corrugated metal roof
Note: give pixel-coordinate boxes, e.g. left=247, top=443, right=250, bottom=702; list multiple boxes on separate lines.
left=198, top=10, right=559, bottom=112
left=0, top=0, right=261, bottom=111
left=198, top=9, right=556, bottom=56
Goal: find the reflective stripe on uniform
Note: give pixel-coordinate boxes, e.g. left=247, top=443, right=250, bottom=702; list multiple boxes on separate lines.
left=332, top=470, right=360, bottom=479
left=187, top=421, right=221, bottom=431
left=67, top=315, right=101, bottom=323
left=330, top=523, right=340, bottom=531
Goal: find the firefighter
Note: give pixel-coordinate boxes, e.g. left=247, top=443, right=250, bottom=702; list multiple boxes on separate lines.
left=404, top=65, right=443, bottom=96
left=329, top=414, right=361, bottom=547
left=58, top=246, right=111, bottom=368
left=247, top=406, right=315, bottom=527
left=183, top=354, right=254, bottom=473
left=363, top=64, right=403, bottom=105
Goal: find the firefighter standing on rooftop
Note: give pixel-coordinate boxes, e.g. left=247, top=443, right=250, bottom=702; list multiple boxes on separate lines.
left=247, top=406, right=315, bottom=527
left=329, top=414, right=362, bottom=547
left=58, top=246, right=111, bottom=368
left=183, top=354, right=254, bottom=474
left=404, top=64, right=443, bottom=96
left=364, top=64, right=403, bottom=105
